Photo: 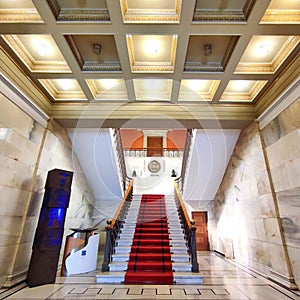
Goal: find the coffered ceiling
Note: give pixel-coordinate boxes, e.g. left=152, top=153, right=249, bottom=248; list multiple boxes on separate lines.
left=0, top=0, right=299, bottom=129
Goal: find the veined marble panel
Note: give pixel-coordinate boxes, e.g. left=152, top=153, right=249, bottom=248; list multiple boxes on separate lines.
left=266, top=129, right=300, bottom=170
left=213, top=120, right=291, bottom=285
left=264, top=218, right=284, bottom=245
left=0, top=95, right=37, bottom=139
left=255, top=170, right=272, bottom=196
left=261, top=99, right=300, bottom=147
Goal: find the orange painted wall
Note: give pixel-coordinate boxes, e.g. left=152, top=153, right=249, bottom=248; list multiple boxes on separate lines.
left=166, top=130, right=186, bottom=149
left=120, top=129, right=144, bottom=149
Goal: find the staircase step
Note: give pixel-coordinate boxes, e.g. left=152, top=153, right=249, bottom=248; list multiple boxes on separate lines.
left=96, top=271, right=203, bottom=284
left=109, top=262, right=192, bottom=272
left=112, top=253, right=190, bottom=263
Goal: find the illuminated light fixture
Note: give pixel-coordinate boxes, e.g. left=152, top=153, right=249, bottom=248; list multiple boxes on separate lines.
left=185, top=80, right=205, bottom=91
left=37, top=42, right=51, bottom=57
left=60, top=79, right=73, bottom=91
left=203, top=44, right=212, bottom=56
left=144, top=39, right=160, bottom=55
left=257, top=43, right=270, bottom=56
left=101, top=79, right=117, bottom=89
left=232, top=80, right=250, bottom=91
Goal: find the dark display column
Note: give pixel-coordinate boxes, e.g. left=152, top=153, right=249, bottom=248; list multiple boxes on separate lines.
left=27, top=169, right=73, bottom=287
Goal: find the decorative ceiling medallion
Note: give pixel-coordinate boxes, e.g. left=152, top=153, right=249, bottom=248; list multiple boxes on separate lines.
left=235, top=36, right=299, bottom=74
left=127, top=34, right=177, bottom=73
left=193, top=0, right=255, bottom=23
left=184, top=35, right=238, bottom=73
left=0, top=9, right=42, bottom=23
left=47, top=0, right=110, bottom=22
left=120, top=0, right=182, bottom=24
left=220, top=80, right=268, bottom=103
left=148, top=160, right=161, bottom=173
left=1, top=34, right=71, bottom=73
left=38, top=79, right=87, bottom=101
left=65, top=34, right=121, bottom=72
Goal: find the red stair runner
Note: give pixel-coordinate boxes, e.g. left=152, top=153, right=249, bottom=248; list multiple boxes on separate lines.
left=124, top=194, right=174, bottom=284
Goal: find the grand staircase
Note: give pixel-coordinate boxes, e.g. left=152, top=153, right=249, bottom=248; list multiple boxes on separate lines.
left=96, top=193, right=203, bottom=284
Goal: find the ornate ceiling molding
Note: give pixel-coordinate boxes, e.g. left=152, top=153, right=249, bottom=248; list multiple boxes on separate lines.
left=120, top=0, right=182, bottom=24
left=0, top=9, right=42, bottom=23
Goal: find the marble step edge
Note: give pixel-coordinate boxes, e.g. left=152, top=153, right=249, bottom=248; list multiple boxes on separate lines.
left=109, top=262, right=192, bottom=272
left=115, top=242, right=188, bottom=253
left=96, top=272, right=203, bottom=284
left=111, top=253, right=190, bottom=263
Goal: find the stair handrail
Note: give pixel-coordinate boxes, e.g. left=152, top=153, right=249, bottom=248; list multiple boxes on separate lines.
left=174, top=181, right=199, bottom=272
left=175, top=129, right=193, bottom=192
left=112, top=128, right=132, bottom=191
left=102, top=180, right=134, bottom=272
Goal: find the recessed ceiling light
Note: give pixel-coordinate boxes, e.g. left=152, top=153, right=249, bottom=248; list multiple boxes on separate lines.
left=257, top=43, right=270, bottom=56
left=60, top=79, right=73, bottom=91
left=37, top=42, right=51, bottom=57
left=144, top=39, right=160, bottom=55
left=185, top=80, right=205, bottom=91
left=101, top=79, right=117, bottom=89
left=232, top=80, right=250, bottom=91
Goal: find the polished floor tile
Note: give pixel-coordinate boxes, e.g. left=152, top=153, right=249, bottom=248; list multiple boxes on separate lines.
left=2, top=252, right=299, bottom=300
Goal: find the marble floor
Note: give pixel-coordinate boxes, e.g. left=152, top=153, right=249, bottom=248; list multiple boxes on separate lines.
left=1, top=252, right=299, bottom=300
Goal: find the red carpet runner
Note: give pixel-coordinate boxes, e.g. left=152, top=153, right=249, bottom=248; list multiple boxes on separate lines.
left=124, top=194, right=173, bottom=284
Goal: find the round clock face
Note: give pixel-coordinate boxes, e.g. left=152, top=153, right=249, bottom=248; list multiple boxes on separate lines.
left=148, top=160, right=161, bottom=173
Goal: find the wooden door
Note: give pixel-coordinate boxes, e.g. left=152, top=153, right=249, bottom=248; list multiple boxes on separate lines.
left=147, top=136, right=163, bottom=156
left=192, top=211, right=209, bottom=251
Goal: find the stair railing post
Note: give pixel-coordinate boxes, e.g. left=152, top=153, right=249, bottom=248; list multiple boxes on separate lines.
left=190, top=221, right=199, bottom=272
left=102, top=221, right=113, bottom=272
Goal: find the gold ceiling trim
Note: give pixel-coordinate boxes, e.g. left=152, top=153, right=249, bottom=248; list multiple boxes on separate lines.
left=235, top=36, right=300, bottom=74
left=57, top=9, right=110, bottom=22
left=193, top=0, right=255, bottom=23
left=82, top=62, right=122, bottom=72
left=1, top=35, right=71, bottom=73
left=220, top=81, right=268, bottom=102
left=0, top=9, right=42, bottom=23
left=261, top=10, right=300, bottom=24
left=47, top=0, right=110, bottom=22
left=39, top=79, right=87, bottom=101
left=120, top=0, right=182, bottom=23
left=184, top=62, right=223, bottom=72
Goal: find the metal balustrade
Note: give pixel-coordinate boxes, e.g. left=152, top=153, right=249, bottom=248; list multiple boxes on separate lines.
left=174, top=181, right=199, bottom=273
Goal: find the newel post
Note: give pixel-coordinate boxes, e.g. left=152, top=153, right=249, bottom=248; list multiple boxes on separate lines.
left=102, top=220, right=113, bottom=272
left=190, top=220, right=199, bottom=272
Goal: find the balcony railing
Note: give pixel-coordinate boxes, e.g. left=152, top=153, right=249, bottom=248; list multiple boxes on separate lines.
left=124, top=148, right=184, bottom=158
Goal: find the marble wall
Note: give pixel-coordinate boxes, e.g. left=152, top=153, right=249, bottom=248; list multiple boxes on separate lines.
left=0, top=93, right=95, bottom=288
left=212, top=120, right=295, bottom=288
left=261, top=99, right=300, bottom=289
